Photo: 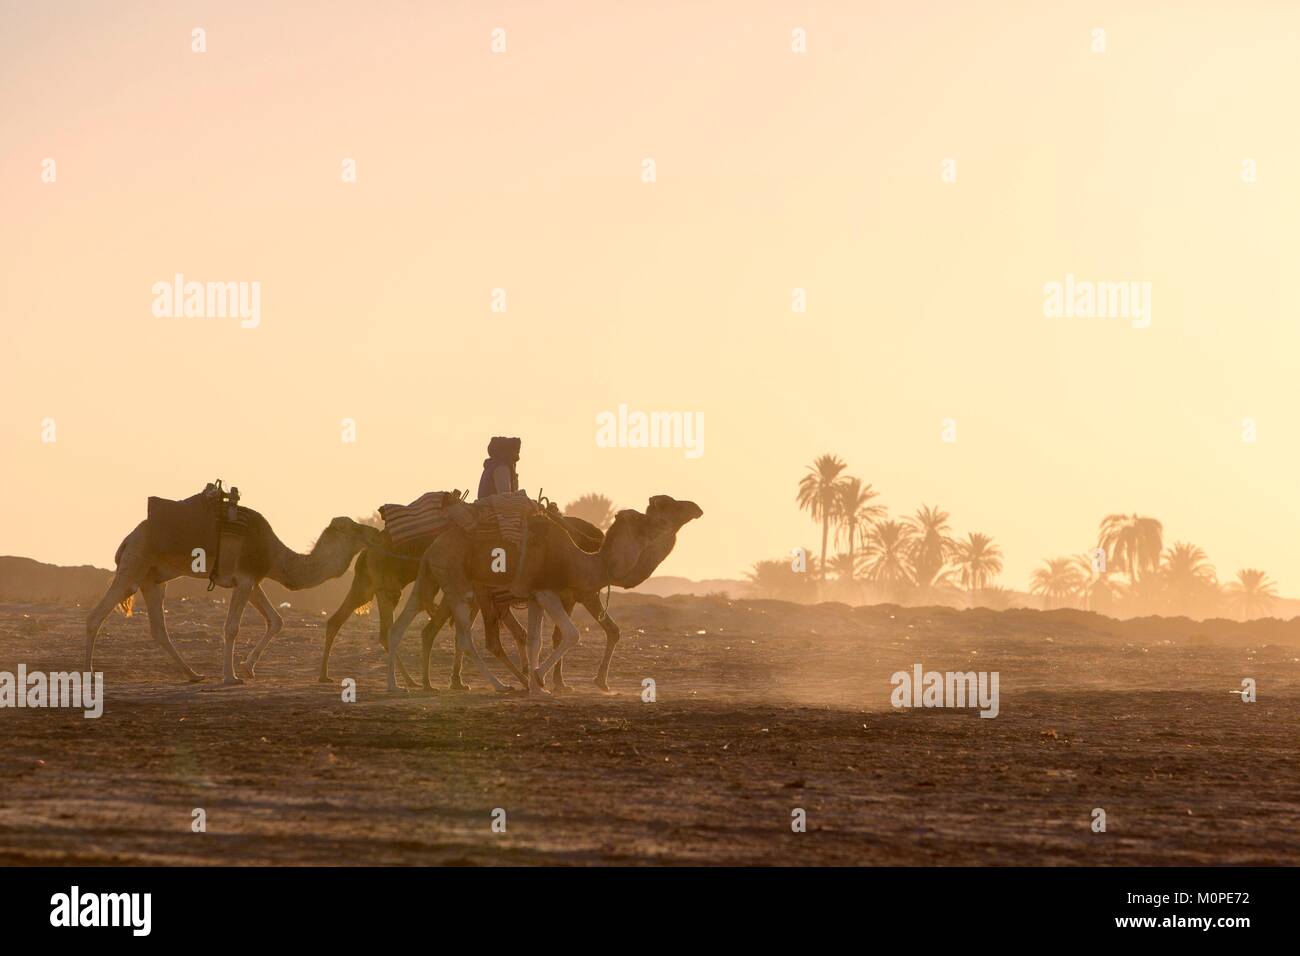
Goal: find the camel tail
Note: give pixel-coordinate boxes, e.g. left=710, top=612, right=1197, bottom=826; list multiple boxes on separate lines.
left=117, top=592, right=136, bottom=617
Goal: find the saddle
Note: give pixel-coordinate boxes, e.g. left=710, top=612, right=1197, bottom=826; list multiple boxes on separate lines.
left=146, top=481, right=247, bottom=586
left=462, top=494, right=547, bottom=598
left=145, top=484, right=220, bottom=554
left=471, top=491, right=537, bottom=546
left=378, top=490, right=464, bottom=549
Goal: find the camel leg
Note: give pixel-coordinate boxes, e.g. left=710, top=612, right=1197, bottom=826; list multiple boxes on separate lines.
left=139, top=579, right=205, bottom=682
left=386, top=588, right=425, bottom=694
left=417, top=618, right=441, bottom=689
left=579, top=593, right=621, bottom=694
left=422, top=598, right=454, bottom=690
left=491, top=605, right=529, bottom=689
left=320, top=566, right=375, bottom=683
left=376, top=590, right=419, bottom=690
left=524, top=599, right=550, bottom=697
left=498, top=606, right=530, bottom=689
left=482, top=598, right=529, bottom=688
left=423, top=597, right=474, bottom=691
left=450, top=602, right=472, bottom=691
left=221, top=579, right=254, bottom=686
left=84, top=570, right=141, bottom=673
left=450, top=600, right=508, bottom=693
left=549, top=594, right=578, bottom=693
left=534, top=590, right=581, bottom=679
left=450, top=643, right=467, bottom=688
left=240, top=585, right=283, bottom=678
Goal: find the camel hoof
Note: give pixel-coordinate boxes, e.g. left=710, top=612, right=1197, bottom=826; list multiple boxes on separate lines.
left=593, top=682, right=617, bottom=696
left=447, top=681, right=470, bottom=692
left=527, top=686, right=554, bottom=699
left=186, top=672, right=207, bottom=684
left=552, top=682, right=575, bottom=695
left=223, top=675, right=246, bottom=687
left=318, top=674, right=333, bottom=684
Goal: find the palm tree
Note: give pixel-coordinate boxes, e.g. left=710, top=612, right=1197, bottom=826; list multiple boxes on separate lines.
left=823, top=552, right=864, bottom=604
left=1224, top=569, right=1278, bottom=620
left=1097, top=514, right=1163, bottom=586
left=1159, top=542, right=1218, bottom=616
left=907, top=504, right=954, bottom=589
left=1072, top=552, right=1119, bottom=613
left=833, top=478, right=885, bottom=582
left=1029, top=557, right=1083, bottom=609
left=861, top=520, right=917, bottom=599
left=797, top=454, right=848, bottom=584
left=564, top=493, right=616, bottom=531
left=951, top=532, right=1003, bottom=596
left=826, top=552, right=859, bottom=583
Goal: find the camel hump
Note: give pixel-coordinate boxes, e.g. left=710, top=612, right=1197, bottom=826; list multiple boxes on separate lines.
left=113, top=521, right=146, bottom=566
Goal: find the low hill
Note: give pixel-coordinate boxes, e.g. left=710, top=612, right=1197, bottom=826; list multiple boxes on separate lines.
left=0, top=555, right=756, bottom=616
left=5, top=555, right=1300, bottom=629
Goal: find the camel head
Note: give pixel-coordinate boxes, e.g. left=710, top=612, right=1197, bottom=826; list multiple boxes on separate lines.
left=645, top=495, right=703, bottom=535
left=602, top=495, right=702, bottom=588
left=318, top=517, right=385, bottom=554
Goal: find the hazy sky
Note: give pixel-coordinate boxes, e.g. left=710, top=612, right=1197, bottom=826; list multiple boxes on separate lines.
left=3, top=1, right=1299, bottom=592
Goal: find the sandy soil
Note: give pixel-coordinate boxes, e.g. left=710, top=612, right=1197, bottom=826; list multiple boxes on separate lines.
left=1, top=596, right=1298, bottom=865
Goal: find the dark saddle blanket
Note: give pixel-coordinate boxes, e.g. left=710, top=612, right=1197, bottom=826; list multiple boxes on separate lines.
left=145, top=489, right=242, bottom=558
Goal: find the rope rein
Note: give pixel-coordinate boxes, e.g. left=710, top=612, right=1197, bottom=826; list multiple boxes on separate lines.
left=597, top=582, right=612, bottom=622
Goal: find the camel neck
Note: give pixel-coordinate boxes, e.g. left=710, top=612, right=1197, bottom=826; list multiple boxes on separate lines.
left=269, top=531, right=355, bottom=590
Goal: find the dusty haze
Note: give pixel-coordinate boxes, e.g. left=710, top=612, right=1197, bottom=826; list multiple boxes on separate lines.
left=2, top=1, right=1299, bottom=592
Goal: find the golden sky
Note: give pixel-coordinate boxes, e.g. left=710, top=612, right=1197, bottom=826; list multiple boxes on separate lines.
left=3, top=1, right=1299, bottom=591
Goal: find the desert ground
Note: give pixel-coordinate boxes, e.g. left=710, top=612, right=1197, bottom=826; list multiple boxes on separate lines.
left=1, top=594, right=1297, bottom=865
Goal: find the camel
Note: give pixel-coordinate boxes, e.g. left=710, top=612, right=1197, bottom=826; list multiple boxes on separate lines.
left=426, top=513, right=629, bottom=694
left=547, top=494, right=703, bottom=690
left=318, top=539, right=435, bottom=688
left=528, top=495, right=702, bottom=687
left=86, top=500, right=382, bottom=684
left=320, top=508, right=622, bottom=691
left=386, top=495, right=702, bottom=695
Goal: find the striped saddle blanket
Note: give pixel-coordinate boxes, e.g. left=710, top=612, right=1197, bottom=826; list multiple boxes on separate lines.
left=473, top=491, right=539, bottom=546
left=378, top=491, right=461, bottom=548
